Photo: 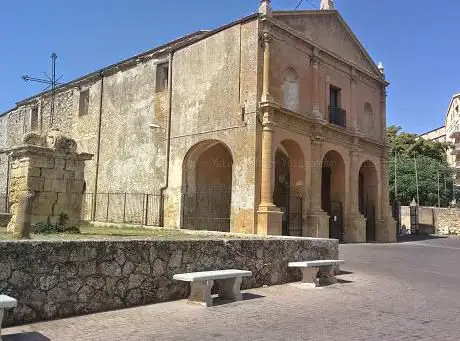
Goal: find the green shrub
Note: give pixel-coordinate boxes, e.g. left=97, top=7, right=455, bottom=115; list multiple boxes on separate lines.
left=33, top=213, right=80, bottom=235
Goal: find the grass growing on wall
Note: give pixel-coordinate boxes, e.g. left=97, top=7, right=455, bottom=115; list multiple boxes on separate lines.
left=0, top=223, right=256, bottom=241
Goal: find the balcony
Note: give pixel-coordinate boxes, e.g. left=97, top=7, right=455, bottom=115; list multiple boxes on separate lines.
left=329, top=106, right=347, bottom=128
left=451, top=143, right=460, bottom=155
left=449, top=130, right=460, bottom=139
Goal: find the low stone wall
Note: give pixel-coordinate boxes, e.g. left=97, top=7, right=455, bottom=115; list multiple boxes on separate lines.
left=0, top=237, right=338, bottom=326
left=400, top=206, right=460, bottom=235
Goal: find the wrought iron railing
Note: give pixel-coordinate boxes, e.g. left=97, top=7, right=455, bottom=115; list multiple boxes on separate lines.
left=82, top=193, right=163, bottom=226
left=329, top=106, right=347, bottom=128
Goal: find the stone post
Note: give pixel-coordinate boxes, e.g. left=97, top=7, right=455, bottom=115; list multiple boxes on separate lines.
left=257, top=109, right=282, bottom=235
left=376, top=155, right=397, bottom=242
left=346, top=144, right=366, bottom=243
left=306, top=136, right=329, bottom=238
left=257, top=28, right=282, bottom=235
left=261, top=30, right=273, bottom=103
left=6, top=129, right=93, bottom=234
left=311, top=51, right=321, bottom=119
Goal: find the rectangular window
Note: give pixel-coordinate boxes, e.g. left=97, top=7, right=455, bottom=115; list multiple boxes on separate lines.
left=155, top=62, right=169, bottom=93
left=31, top=106, right=39, bottom=130
left=79, top=89, right=90, bottom=116
left=330, top=86, right=341, bottom=108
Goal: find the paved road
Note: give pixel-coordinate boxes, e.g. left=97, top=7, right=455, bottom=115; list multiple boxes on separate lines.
left=4, top=236, right=460, bottom=341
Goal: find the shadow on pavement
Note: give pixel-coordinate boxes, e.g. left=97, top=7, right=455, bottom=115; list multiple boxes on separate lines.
left=3, top=332, right=50, bottom=341
left=212, top=292, right=265, bottom=306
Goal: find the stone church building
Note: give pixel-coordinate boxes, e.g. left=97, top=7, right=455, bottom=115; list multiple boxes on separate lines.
left=0, top=0, right=396, bottom=242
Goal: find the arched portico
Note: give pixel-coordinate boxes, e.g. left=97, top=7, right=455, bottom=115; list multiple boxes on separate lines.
left=321, top=150, right=346, bottom=241
left=273, top=139, right=305, bottom=236
left=182, top=140, right=233, bottom=232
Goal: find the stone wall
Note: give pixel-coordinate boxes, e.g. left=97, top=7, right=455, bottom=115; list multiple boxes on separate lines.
left=400, top=205, right=460, bottom=235
left=0, top=237, right=338, bottom=326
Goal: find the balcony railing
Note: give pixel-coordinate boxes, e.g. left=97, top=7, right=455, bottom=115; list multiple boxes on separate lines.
left=329, top=106, right=346, bottom=128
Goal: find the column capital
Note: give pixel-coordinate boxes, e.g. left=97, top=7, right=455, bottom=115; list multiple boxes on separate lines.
left=262, top=30, right=273, bottom=44
left=311, top=135, right=324, bottom=145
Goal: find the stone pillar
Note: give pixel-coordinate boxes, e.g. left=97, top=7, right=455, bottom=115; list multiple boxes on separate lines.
left=346, top=144, right=366, bottom=243
left=311, top=51, right=321, bottom=119
left=261, top=30, right=273, bottom=102
left=376, top=155, right=397, bottom=242
left=6, top=129, right=93, bottom=234
left=380, top=88, right=388, bottom=142
left=257, top=109, right=282, bottom=236
left=306, top=136, right=329, bottom=238
left=350, top=70, right=358, bottom=132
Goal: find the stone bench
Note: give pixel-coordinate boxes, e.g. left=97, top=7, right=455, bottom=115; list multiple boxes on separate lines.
left=0, top=295, right=17, bottom=341
left=173, top=269, right=252, bottom=307
left=288, top=260, right=345, bottom=287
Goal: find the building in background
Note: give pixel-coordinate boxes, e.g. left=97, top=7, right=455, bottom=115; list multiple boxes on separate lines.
left=420, top=93, right=460, bottom=170
left=0, top=0, right=396, bottom=242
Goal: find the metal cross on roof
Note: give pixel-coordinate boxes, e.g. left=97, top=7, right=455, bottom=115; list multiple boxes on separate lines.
left=22, top=52, right=63, bottom=127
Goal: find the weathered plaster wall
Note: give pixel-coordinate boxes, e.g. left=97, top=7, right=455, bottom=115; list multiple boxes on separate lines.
left=400, top=206, right=460, bottom=235
left=165, top=20, right=259, bottom=233
left=0, top=237, right=338, bottom=326
left=0, top=114, right=8, bottom=210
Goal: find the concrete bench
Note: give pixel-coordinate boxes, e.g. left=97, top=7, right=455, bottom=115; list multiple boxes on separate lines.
left=173, top=269, right=252, bottom=307
left=0, top=295, right=17, bottom=341
left=289, top=260, right=345, bottom=287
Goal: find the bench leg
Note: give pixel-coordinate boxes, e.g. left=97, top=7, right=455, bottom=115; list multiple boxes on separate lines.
left=218, top=277, right=243, bottom=301
left=319, top=265, right=338, bottom=286
left=189, top=280, right=214, bottom=307
left=0, top=308, right=4, bottom=341
left=301, top=267, right=319, bottom=287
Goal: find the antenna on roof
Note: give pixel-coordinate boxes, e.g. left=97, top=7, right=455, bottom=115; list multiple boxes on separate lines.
left=295, top=0, right=319, bottom=10
left=22, top=53, right=63, bottom=128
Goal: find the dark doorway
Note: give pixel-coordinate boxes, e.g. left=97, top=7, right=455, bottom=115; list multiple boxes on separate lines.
left=329, top=201, right=343, bottom=241
left=359, top=161, right=378, bottom=242
left=274, top=149, right=290, bottom=235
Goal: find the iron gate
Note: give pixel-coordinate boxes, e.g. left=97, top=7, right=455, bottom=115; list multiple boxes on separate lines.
left=365, top=203, right=376, bottom=242
left=329, top=201, right=343, bottom=241
left=182, top=190, right=231, bottom=232
left=286, top=196, right=303, bottom=237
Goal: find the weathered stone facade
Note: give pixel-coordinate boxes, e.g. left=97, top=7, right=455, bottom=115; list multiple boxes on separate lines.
left=400, top=205, right=460, bottom=235
left=0, top=237, right=338, bottom=326
left=0, top=4, right=396, bottom=242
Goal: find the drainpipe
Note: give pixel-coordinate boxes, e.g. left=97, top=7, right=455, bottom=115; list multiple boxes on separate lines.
left=159, top=51, right=174, bottom=226
left=92, top=74, right=104, bottom=220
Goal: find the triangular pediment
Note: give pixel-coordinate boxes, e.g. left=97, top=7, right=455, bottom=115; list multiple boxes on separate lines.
left=273, top=11, right=381, bottom=76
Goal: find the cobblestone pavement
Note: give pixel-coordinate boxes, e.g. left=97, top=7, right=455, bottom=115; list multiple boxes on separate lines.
left=4, top=236, right=460, bottom=341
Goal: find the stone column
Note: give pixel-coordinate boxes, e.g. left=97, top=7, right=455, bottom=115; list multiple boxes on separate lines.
left=350, top=70, right=358, bottom=131
left=311, top=51, right=321, bottom=118
left=376, top=154, right=397, bottom=242
left=257, top=108, right=282, bottom=236
left=306, top=136, right=329, bottom=238
left=380, top=88, right=388, bottom=142
left=257, top=27, right=282, bottom=235
left=261, top=30, right=273, bottom=103
left=346, top=143, right=366, bottom=243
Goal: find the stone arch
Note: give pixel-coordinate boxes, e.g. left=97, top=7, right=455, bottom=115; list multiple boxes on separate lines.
left=274, top=139, right=305, bottom=236
left=182, top=140, right=233, bottom=232
left=321, top=150, right=346, bottom=240
left=282, top=67, right=300, bottom=112
left=359, top=160, right=378, bottom=242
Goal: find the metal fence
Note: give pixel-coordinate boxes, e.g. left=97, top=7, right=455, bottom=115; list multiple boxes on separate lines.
left=285, top=196, right=303, bottom=237
left=82, top=193, right=163, bottom=226
left=182, top=190, right=232, bottom=232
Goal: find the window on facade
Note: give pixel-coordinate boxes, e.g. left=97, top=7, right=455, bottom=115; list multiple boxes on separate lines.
left=79, top=89, right=90, bottom=116
left=282, top=67, right=300, bottom=112
left=330, top=86, right=341, bottom=108
left=329, top=86, right=346, bottom=127
left=31, top=106, right=39, bottom=130
left=155, top=62, right=169, bottom=93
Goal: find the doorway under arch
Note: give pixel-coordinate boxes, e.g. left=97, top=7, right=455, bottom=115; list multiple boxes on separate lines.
left=359, top=160, right=378, bottom=242
left=321, top=150, right=346, bottom=241
left=182, top=140, right=233, bottom=232
left=273, top=140, right=305, bottom=236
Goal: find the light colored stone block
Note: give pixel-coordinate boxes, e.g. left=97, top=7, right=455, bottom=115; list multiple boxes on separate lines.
left=0, top=294, right=17, bottom=340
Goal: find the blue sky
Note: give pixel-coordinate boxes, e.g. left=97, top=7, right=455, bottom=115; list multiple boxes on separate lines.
left=1, top=0, right=459, bottom=134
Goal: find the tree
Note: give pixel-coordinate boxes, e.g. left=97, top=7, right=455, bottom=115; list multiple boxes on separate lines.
left=388, top=125, right=458, bottom=206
